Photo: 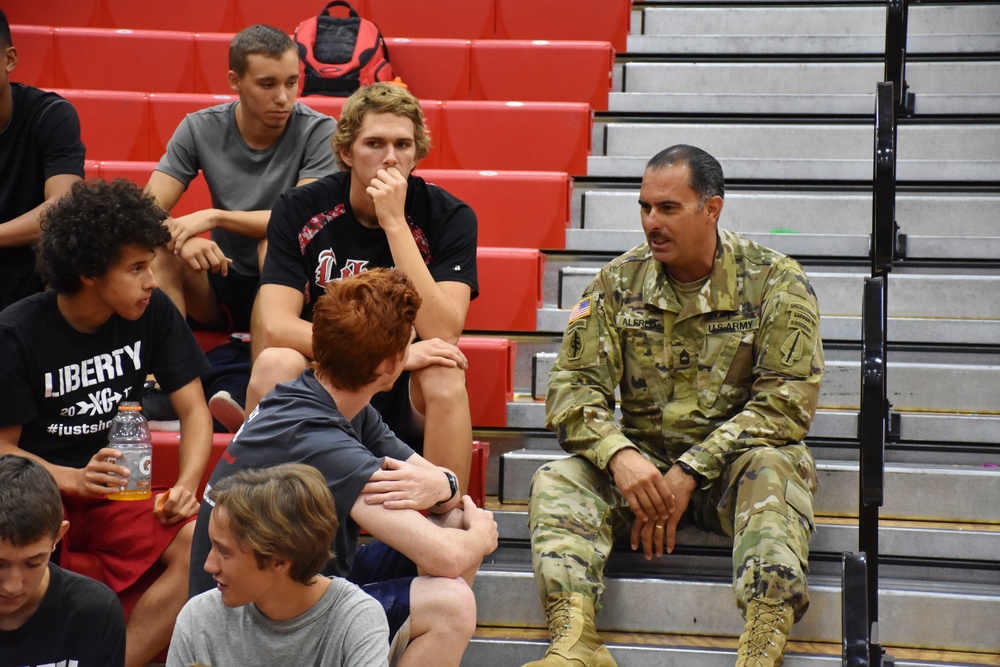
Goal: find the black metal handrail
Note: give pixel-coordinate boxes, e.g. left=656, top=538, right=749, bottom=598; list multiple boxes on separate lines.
left=885, top=0, right=915, bottom=116
left=842, top=75, right=898, bottom=667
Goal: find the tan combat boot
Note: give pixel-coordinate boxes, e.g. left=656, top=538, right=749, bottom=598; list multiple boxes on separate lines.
left=735, top=598, right=794, bottom=667
left=521, top=593, right=618, bottom=667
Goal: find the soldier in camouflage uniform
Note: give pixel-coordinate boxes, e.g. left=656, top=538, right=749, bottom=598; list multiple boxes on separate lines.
left=525, top=145, right=824, bottom=667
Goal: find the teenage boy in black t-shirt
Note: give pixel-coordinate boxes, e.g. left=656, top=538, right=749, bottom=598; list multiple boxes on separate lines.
left=0, top=454, right=126, bottom=666
left=235, top=83, right=479, bottom=496
left=0, top=180, right=213, bottom=667
left=0, top=9, right=86, bottom=310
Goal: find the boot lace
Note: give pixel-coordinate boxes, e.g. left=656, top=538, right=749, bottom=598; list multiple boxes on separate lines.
left=742, top=602, right=787, bottom=658
left=546, top=596, right=577, bottom=644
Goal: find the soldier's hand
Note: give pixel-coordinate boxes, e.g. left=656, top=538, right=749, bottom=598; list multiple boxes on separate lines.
left=609, top=448, right=674, bottom=539
left=662, top=464, right=697, bottom=554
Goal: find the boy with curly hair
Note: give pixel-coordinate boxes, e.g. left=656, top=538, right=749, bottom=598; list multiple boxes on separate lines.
left=0, top=179, right=213, bottom=667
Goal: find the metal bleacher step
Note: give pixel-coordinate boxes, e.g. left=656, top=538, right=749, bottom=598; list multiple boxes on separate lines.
left=470, top=561, right=1000, bottom=656
left=498, top=449, right=1000, bottom=525
left=612, top=61, right=1000, bottom=116
left=627, top=3, right=1000, bottom=55
left=465, top=628, right=1000, bottom=667
left=489, top=506, right=1000, bottom=566
left=589, top=122, right=1000, bottom=182
left=524, top=347, right=1000, bottom=414
left=569, top=190, right=1000, bottom=260
left=505, top=396, right=1000, bottom=449
left=538, top=265, right=1000, bottom=344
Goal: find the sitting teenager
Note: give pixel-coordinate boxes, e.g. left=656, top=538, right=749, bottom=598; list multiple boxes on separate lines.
left=239, top=83, right=478, bottom=494
left=0, top=454, right=125, bottom=665
left=168, top=464, right=390, bottom=667
left=0, top=179, right=213, bottom=667
left=189, top=268, right=497, bottom=667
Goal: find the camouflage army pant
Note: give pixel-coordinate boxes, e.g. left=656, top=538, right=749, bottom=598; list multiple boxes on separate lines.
left=529, top=443, right=818, bottom=621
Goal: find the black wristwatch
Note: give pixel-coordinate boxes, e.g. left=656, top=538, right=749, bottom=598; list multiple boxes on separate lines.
left=676, top=461, right=703, bottom=483
left=436, top=471, right=459, bottom=506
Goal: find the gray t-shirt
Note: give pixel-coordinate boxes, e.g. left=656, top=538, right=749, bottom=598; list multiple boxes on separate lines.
left=167, top=577, right=389, bottom=667
left=154, top=101, right=337, bottom=277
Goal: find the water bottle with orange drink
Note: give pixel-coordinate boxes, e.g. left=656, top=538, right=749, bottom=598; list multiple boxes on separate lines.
left=106, top=401, right=152, bottom=501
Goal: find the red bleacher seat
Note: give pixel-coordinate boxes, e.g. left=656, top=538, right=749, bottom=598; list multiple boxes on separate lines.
left=439, top=100, right=592, bottom=173
left=459, top=337, right=515, bottom=428
left=494, top=0, right=632, bottom=52
left=58, top=89, right=151, bottom=160
left=4, top=0, right=102, bottom=28
left=97, top=160, right=214, bottom=217
left=232, top=0, right=337, bottom=36
left=52, top=27, right=196, bottom=93
left=385, top=38, right=472, bottom=101
left=468, top=440, right=490, bottom=507
left=470, top=40, right=613, bottom=111
left=467, top=247, right=544, bottom=331
left=367, top=0, right=495, bottom=39
left=9, top=25, right=55, bottom=89
left=296, top=95, right=347, bottom=121
left=63, top=91, right=588, bottom=175
left=193, top=32, right=236, bottom=95
left=417, top=169, right=571, bottom=249
left=102, top=0, right=234, bottom=33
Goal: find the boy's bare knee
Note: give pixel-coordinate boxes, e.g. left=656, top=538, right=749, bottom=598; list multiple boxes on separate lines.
left=428, top=577, right=476, bottom=638
left=254, top=347, right=308, bottom=378
left=161, top=521, right=195, bottom=569
left=414, top=364, right=467, bottom=406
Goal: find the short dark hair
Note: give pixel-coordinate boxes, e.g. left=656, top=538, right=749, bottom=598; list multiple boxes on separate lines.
left=209, top=464, right=338, bottom=585
left=229, top=24, right=295, bottom=77
left=0, top=455, right=64, bottom=546
left=312, top=268, right=421, bottom=391
left=646, top=144, right=725, bottom=206
left=36, top=179, right=169, bottom=295
left=0, top=8, right=11, bottom=48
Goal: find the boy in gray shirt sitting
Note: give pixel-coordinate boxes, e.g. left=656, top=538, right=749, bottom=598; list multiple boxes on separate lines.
left=167, top=463, right=389, bottom=667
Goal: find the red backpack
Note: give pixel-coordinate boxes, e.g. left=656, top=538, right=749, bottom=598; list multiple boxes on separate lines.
left=294, top=0, right=394, bottom=97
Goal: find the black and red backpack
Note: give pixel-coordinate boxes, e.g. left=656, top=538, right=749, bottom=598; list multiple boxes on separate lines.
left=294, top=0, right=395, bottom=97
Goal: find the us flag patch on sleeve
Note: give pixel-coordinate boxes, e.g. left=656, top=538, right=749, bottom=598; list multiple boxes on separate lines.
left=567, top=297, right=592, bottom=324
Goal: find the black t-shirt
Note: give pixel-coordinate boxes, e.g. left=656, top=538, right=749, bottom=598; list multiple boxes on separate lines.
left=0, top=84, right=86, bottom=306
left=0, top=290, right=210, bottom=468
left=262, top=170, right=479, bottom=321
left=0, top=563, right=126, bottom=667
left=189, top=370, right=413, bottom=597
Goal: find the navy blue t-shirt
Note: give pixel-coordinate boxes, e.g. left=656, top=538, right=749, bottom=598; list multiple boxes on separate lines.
left=188, top=370, right=413, bottom=597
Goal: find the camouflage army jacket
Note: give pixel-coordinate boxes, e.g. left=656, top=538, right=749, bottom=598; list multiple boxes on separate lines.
left=545, top=228, right=824, bottom=482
